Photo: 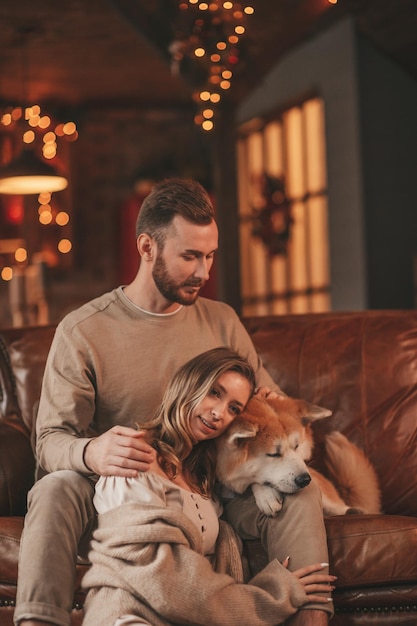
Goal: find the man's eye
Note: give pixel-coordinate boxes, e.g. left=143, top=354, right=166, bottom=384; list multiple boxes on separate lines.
left=229, top=405, right=240, bottom=416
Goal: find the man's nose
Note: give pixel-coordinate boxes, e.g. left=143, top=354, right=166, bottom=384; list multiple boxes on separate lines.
left=195, top=258, right=210, bottom=281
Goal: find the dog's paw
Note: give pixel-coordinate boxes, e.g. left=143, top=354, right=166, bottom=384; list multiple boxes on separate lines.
left=252, top=484, right=283, bottom=516
left=346, top=507, right=366, bottom=515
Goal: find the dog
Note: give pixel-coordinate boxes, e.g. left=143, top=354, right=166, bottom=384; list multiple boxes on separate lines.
left=216, top=395, right=381, bottom=517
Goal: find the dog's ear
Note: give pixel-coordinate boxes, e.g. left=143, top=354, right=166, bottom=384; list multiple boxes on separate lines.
left=223, top=419, right=259, bottom=447
left=299, top=401, right=332, bottom=426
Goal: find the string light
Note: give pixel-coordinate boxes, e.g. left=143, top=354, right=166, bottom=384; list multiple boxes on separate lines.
left=1, top=104, right=78, bottom=162
left=170, top=0, right=254, bottom=131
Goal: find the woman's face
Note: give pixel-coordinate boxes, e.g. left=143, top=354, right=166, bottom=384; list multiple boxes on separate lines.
left=189, top=371, right=252, bottom=442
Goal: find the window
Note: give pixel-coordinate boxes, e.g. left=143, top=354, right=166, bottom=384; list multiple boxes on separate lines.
left=237, top=97, right=330, bottom=315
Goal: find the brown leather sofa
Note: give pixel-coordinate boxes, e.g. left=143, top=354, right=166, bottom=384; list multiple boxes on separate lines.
left=1, top=310, right=417, bottom=626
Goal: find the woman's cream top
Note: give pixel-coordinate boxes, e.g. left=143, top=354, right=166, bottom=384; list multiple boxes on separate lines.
left=94, top=472, right=221, bottom=556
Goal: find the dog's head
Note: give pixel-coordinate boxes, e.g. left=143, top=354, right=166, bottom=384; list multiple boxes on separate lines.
left=216, top=395, right=331, bottom=495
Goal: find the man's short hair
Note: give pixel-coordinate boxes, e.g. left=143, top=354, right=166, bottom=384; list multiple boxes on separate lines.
left=136, top=178, right=215, bottom=246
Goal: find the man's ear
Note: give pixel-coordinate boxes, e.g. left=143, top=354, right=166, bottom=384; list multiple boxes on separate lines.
left=138, top=233, right=155, bottom=261
left=223, top=419, right=259, bottom=447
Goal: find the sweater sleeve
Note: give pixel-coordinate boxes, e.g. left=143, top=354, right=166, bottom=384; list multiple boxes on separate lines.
left=35, top=321, right=97, bottom=474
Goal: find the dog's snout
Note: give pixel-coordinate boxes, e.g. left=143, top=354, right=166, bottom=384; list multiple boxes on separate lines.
left=295, top=472, right=311, bottom=489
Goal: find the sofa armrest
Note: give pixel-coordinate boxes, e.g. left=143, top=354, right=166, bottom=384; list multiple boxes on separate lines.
left=0, top=419, right=35, bottom=516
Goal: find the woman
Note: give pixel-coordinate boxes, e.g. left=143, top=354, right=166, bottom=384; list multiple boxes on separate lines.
left=82, top=347, right=335, bottom=626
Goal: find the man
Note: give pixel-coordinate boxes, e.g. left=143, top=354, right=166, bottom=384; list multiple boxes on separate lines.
left=15, top=178, right=332, bottom=626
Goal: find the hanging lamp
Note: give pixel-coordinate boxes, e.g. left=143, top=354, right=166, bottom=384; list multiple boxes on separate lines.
left=0, top=148, right=68, bottom=194
left=0, top=26, right=69, bottom=195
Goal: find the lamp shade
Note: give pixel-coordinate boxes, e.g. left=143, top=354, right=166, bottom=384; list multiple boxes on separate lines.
left=0, top=149, right=68, bottom=194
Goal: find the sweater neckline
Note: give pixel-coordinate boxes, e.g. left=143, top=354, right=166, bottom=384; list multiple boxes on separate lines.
left=118, top=286, right=183, bottom=317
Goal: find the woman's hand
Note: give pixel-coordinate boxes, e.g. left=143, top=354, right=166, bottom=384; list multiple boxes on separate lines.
left=283, top=558, right=336, bottom=604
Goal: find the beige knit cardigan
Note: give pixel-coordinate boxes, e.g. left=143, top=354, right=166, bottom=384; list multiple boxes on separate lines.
left=82, top=501, right=308, bottom=626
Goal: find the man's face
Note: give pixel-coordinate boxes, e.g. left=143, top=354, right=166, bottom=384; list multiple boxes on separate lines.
left=152, top=215, right=218, bottom=306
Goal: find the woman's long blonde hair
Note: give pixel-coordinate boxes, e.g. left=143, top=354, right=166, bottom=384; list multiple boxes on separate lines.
left=143, top=347, right=255, bottom=497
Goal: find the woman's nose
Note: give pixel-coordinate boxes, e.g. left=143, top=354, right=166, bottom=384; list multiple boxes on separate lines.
left=211, top=406, right=223, bottom=421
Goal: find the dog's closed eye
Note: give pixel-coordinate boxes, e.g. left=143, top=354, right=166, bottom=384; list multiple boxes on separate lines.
left=266, top=449, right=282, bottom=458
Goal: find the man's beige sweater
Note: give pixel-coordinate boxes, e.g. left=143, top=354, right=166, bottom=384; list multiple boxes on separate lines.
left=35, top=287, right=280, bottom=475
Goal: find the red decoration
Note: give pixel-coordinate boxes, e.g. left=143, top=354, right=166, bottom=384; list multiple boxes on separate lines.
left=4, top=196, right=24, bottom=225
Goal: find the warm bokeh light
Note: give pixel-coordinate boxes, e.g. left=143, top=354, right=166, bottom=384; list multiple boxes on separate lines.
left=55, top=123, right=65, bottom=136
left=23, top=130, right=35, bottom=143
left=38, top=192, right=52, bottom=204
left=39, top=210, right=53, bottom=225
left=63, top=121, right=76, bottom=135
left=1, top=113, right=12, bottom=125
left=203, top=108, right=214, bottom=119
left=43, top=144, right=57, bottom=159
left=58, top=239, right=72, bottom=253
left=43, top=131, right=56, bottom=143
left=28, top=115, right=40, bottom=127
left=25, top=105, right=41, bottom=119
left=1, top=267, right=13, bottom=281
left=14, top=247, right=28, bottom=263
left=171, top=0, right=254, bottom=132
left=38, top=116, right=51, bottom=129
left=56, top=211, right=70, bottom=226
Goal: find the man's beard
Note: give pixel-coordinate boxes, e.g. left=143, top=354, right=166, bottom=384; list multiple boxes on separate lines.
left=152, top=252, right=204, bottom=306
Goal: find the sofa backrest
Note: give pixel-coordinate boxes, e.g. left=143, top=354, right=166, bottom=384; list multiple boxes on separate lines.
left=243, top=310, right=417, bottom=518
left=1, top=311, right=416, bottom=518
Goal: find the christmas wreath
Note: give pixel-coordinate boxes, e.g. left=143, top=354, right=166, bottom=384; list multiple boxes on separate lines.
left=252, top=173, right=293, bottom=256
